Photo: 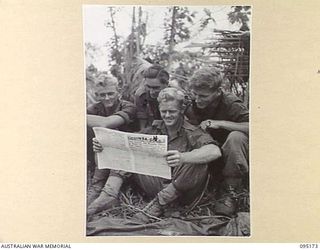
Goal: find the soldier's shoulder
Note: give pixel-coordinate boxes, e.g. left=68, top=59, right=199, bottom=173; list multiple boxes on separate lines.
left=120, top=99, right=135, bottom=106
left=222, top=90, right=242, bottom=106
left=182, top=120, right=198, bottom=131
left=135, top=85, right=147, bottom=98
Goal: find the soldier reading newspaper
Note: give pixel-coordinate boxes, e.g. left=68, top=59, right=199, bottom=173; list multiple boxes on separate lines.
left=93, top=127, right=171, bottom=179
left=87, top=87, right=221, bottom=222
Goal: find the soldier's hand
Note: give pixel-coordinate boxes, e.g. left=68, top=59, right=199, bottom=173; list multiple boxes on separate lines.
left=92, top=138, right=103, bottom=153
left=166, top=150, right=184, bottom=168
left=200, top=119, right=221, bottom=130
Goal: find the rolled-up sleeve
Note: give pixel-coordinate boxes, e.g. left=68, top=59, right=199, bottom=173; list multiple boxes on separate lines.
left=228, top=101, right=249, bottom=122
left=114, top=100, right=137, bottom=125
left=189, top=128, right=219, bottom=149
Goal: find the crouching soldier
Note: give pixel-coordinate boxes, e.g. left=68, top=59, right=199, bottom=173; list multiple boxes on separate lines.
left=135, top=64, right=169, bottom=129
left=88, top=87, right=221, bottom=222
left=186, top=67, right=249, bottom=216
left=86, top=74, right=136, bottom=205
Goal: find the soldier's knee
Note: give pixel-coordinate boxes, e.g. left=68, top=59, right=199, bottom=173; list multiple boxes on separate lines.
left=224, top=131, right=247, bottom=148
left=173, top=164, right=208, bottom=192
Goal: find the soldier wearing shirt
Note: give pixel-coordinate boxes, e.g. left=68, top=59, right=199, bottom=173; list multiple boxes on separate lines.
left=88, top=88, right=221, bottom=222
left=134, top=64, right=169, bottom=129
left=186, top=67, right=249, bottom=216
left=87, top=74, right=136, bottom=130
left=86, top=74, right=136, bottom=205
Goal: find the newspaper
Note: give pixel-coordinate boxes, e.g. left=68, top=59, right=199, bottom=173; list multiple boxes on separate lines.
left=92, top=127, right=171, bottom=179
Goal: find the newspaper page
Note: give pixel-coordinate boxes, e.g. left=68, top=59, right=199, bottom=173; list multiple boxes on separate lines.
left=92, top=127, right=171, bottom=179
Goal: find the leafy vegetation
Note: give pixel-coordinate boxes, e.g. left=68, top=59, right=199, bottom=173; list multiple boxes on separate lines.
left=85, top=6, right=251, bottom=106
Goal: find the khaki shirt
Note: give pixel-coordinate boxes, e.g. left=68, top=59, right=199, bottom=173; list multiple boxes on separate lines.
left=141, top=119, right=217, bottom=152
left=134, top=85, right=161, bottom=127
left=185, top=90, right=249, bottom=144
left=87, top=99, right=136, bottom=132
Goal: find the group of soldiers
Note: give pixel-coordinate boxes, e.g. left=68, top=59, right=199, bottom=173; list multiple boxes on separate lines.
left=86, top=64, right=249, bottom=223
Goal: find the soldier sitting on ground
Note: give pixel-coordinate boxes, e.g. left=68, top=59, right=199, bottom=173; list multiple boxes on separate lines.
left=185, top=67, right=249, bottom=216
left=86, top=74, right=136, bottom=206
left=88, top=87, right=222, bottom=222
left=134, top=64, right=169, bottom=130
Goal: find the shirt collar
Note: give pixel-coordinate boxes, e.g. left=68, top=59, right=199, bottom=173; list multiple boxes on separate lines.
left=152, top=119, right=194, bottom=136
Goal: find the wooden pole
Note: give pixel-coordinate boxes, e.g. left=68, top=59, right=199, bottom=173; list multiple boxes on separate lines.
left=136, top=6, right=142, bottom=55
left=167, top=6, right=177, bottom=69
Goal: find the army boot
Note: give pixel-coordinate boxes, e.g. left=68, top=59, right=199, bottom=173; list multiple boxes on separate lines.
left=87, top=182, right=104, bottom=206
left=87, top=175, right=123, bottom=219
left=87, top=190, right=120, bottom=218
left=133, top=197, right=165, bottom=223
left=215, top=184, right=240, bottom=217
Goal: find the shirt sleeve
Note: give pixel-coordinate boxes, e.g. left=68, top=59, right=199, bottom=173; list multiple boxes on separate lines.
left=113, top=100, right=137, bottom=125
left=87, top=103, right=101, bottom=115
left=189, top=128, right=218, bottom=149
left=227, top=101, right=249, bottom=122
left=134, top=93, right=148, bottom=120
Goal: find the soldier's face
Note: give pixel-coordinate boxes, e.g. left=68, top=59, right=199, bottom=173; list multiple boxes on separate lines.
left=145, top=78, right=166, bottom=99
left=94, top=85, right=119, bottom=107
left=159, top=100, right=183, bottom=128
left=191, top=87, right=221, bottom=109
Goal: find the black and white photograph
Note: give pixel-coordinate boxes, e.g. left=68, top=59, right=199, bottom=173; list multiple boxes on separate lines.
left=84, top=5, right=251, bottom=236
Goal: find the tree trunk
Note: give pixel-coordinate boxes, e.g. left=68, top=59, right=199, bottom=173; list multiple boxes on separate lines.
left=167, top=6, right=177, bottom=69
left=108, top=7, right=120, bottom=63
left=136, top=7, right=142, bottom=55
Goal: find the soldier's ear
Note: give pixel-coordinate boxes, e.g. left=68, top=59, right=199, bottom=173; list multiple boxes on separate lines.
left=217, top=87, right=223, bottom=95
left=180, top=103, right=187, bottom=114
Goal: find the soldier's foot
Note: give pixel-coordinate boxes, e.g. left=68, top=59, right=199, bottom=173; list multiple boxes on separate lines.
left=215, top=185, right=240, bottom=217
left=132, top=197, right=164, bottom=223
left=87, top=191, right=119, bottom=219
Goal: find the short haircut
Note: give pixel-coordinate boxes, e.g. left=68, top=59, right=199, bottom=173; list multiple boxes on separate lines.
left=189, top=67, right=224, bottom=91
left=94, top=74, right=118, bottom=89
left=86, top=74, right=95, bottom=82
left=157, top=87, right=185, bottom=109
left=143, top=64, right=169, bottom=85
